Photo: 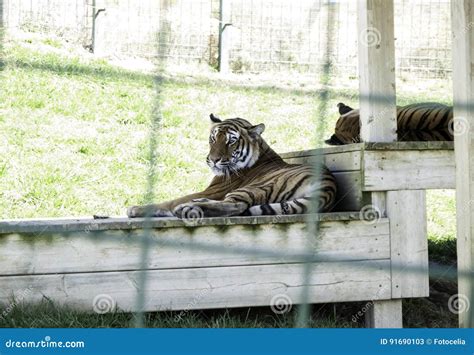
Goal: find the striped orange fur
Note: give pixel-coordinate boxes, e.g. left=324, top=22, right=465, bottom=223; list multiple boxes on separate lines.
left=128, top=115, right=337, bottom=218
left=326, top=102, right=454, bottom=145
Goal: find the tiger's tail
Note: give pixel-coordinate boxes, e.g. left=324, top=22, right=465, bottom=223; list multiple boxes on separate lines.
left=243, top=195, right=334, bottom=216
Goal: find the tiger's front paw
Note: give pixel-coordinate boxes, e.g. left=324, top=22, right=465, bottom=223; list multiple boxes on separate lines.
left=127, top=205, right=173, bottom=218
left=191, top=198, right=216, bottom=203
left=127, top=206, right=141, bottom=218
left=173, top=203, right=205, bottom=224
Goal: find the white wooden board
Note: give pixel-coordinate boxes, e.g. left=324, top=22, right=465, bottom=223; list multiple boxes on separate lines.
left=387, top=190, right=429, bottom=299
left=452, top=0, right=474, bottom=328
left=283, top=151, right=361, bottom=172
left=363, top=150, right=455, bottom=191
left=0, top=220, right=389, bottom=275
left=0, top=260, right=391, bottom=312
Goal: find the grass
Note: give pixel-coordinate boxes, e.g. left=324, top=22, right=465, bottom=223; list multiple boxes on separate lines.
left=0, top=298, right=457, bottom=328
left=0, top=32, right=458, bottom=328
left=0, top=33, right=456, bottom=221
left=0, top=302, right=357, bottom=328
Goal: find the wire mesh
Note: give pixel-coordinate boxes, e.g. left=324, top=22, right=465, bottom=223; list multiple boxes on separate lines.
left=4, top=0, right=452, bottom=79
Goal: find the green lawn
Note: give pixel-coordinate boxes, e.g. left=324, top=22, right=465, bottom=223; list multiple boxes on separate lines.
left=0, top=298, right=457, bottom=328
left=0, top=32, right=458, bottom=327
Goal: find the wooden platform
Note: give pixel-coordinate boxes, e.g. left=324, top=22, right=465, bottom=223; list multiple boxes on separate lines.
left=0, top=213, right=393, bottom=311
left=282, top=141, right=455, bottom=211
left=0, top=142, right=454, bottom=324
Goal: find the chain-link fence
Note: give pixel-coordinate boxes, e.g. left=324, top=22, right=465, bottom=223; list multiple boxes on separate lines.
left=4, top=0, right=452, bottom=78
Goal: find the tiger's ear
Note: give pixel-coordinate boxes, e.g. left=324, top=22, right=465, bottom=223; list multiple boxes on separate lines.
left=210, top=113, right=222, bottom=123
left=248, top=123, right=265, bottom=138
left=337, top=102, right=354, bottom=115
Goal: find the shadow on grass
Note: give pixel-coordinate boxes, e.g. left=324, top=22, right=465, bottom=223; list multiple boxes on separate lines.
left=12, top=55, right=450, bottom=108
left=0, top=301, right=362, bottom=328
left=7, top=56, right=152, bottom=83
left=0, top=295, right=458, bottom=328
left=6, top=55, right=359, bottom=101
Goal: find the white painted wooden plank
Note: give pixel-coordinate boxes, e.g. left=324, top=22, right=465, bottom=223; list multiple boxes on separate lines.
left=363, top=141, right=454, bottom=150
left=451, top=0, right=474, bottom=328
left=363, top=150, right=455, bottom=191
left=358, top=0, right=401, bottom=328
left=365, top=299, right=402, bottom=328
left=280, top=142, right=454, bottom=161
left=387, top=190, right=429, bottom=299
left=0, top=260, right=391, bottom=312
left=0, top=213, right=365, bottom=235
left=0, top=220, right=389, bottom=275
left=280, top=144, right=364, bottom=159
left=357, top=0, right=397, bottom=143
left=284, top=151, right=361, bottom=172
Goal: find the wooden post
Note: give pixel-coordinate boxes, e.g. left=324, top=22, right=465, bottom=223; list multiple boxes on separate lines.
left=218, top=0, right=231, bottom=73
left=358, top=0, right=401, bottom=328
left=387, top=190, right=429, bottom=299
left=451, top=0, right=474, bottom=328
left=365, top=299, right=402, bottom=328
left=358, top=0, right=397, bottom=143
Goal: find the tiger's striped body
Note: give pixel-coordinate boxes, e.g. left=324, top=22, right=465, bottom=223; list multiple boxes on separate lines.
left=325, top=102, right=454, bottom=145
left=128, top=115, right=337, bottom=219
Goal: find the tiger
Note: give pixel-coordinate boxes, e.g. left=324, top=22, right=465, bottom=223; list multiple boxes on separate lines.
left=325, top=102, right=454, bottom=145
left=127, top=114, right=337, bottom=219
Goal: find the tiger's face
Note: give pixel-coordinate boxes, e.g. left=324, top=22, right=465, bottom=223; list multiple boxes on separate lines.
left=206, top=114, right=265, bottom=176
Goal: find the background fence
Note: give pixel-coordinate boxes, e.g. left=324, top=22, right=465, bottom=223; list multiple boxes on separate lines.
left=4, top=0, right=452, bottom=78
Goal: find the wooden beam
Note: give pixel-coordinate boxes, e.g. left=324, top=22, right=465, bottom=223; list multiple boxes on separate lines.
left=0, top=219, right=390, bottom=275
left=365, top=300, right=402, bottom=328
left=451, top=0, right=474, bottom=328
left=358, top=0, right=401, bottom=328
left=387, top=190, right=429, bottom=299
left=0, top=212, right=374, bottom=234
left=0, top=260, right=391, bottom=312
left=357, top=0, right=397, bottom=143
left=363, top=149, right=455, bottom=191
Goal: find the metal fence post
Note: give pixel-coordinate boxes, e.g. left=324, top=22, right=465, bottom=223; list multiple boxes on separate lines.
left=218, top=0, right=231, bottom=73
left=91, top=0, right=105, bottom=54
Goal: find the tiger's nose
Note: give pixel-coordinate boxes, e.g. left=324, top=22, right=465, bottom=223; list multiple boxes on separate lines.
left=209, top=157, right=229, bottom=166
left=208, top=156, right=221, bottom=166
